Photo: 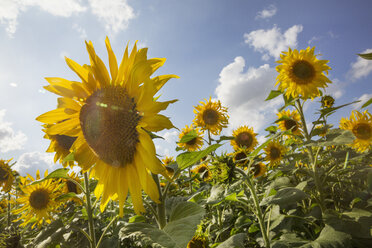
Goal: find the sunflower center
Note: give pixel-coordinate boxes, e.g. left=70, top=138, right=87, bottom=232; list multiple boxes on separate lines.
left=235, top=152, right=246, bottom=162
left=80, top=86, right=141, bottom=167
left=66, top=181, right=78, bottom=193
left=292, top=60, right=315, bottom=83
left=284, top=119, right=298, bottom=132
left=202, top=109, right=219, bottom=125
left=0, top=167, right=9, bottom=181
left=352, top=123, right=372, bottom=140
left=198, top=166, right=207, bottom=173
left=186, top=137, right=197, bottom=146
left=270, top=147, right=281, bottom=160
left=29, top=189, right=50, bottom=210
left=55, top=135, right=77, bottom=151
left=236, top=132, right=253, bottom=148
left=252, top=164, right=261, bottom=177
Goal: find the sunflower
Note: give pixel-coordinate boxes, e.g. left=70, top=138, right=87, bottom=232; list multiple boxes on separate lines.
left=36, top=38, right=178, bottom=216
left=264, top=140, right=286, bottom=166
left=231, top=126, right=258, bottom=152
left=193, top=97, right=229, bottom=135
left=61, top=171, right=83, bottom=204
left=340, top=110, right=372, bottom=153
left=321, top=95, right=335, bottom=108
left=161, top=156, right=176, bottom=178
left=0, top=159, right=14, bottom=192
left=251, top=163, right=266, bottom=178
left=314, top=124, right=327, bottom=137
left=231, top=148, right=249, bottom=167
left=276, top=47, right=331, bottom=99
left=277, top=109, right=302, bottom=135
left=43, top=124, right=77, bottom=168
left=191, top=163, right=212, bottom=182
left=178, top=125, right=204, bottom=151
left=13, top=171, right=61, bottom=228
left=0, top=198, right=8, bottom=214
left=187, top=235, right=208, bottom=248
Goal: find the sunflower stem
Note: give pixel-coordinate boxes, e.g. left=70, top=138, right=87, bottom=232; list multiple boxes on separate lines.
left=236, top=167, right=271, bottom=248
left=152, top=173, right=167, bottom=229
left=295, top=99, right=326, bottom=213
left=83, top=172, right=96, bottom=248
left=7, top=192, right=11, bottom=228
left=96, top=215, right=119, bottom=248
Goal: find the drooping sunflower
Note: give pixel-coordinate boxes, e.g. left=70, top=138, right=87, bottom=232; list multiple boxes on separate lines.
left=187, top=235, right=208, bottom=248
left=36, top=38, right=178, bottom=216
left=191, top=163, right=212, bottom=182
left=161, top=156, right=176, bottom=178
left=314, top=124, right=328, bottom=137
left=340, top=110, right=372, bottom=153
left=0, top=159, right=14, bottom=192
left=231, top=126, right=258, bottom=152
left=0, top=198, right=8, bottom=213
left=231, top=148, right=249, bottom=167
left=264, top=140, right=286, bottom=166
left=193, top=97, right=229, bottom=135
left=178, top=125, right=204, bottom=151
left=13, top=171, right=61, bottom=228
left=251, top=163, right=266, bottom=178
left=43, top=124, right=77, bottom=168
left=276, top=47, right=331, bottom=99
left=321, top=95, right=335, bottom=108
left=61, top=171, right=83, bottom=204
left=277, top=109, right=302, bottom=135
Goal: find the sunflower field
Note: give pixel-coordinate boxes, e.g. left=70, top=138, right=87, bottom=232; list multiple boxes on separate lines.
left=0, top=39, right=372, bottom=248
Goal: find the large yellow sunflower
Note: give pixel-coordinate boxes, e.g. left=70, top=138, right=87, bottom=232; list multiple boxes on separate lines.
left=193, top=97, right=229, bottom=135
left=0, top=159, right=14, bottom=192
left=13, top=171, right=61, bottom=228
left=43, top=124, right=77, bottom=168
left=178, top=125, right=204, bottom=151
left=277, top=109, right=302, bottom=135
left=231, top=126, right=258, bottom=152
left=264, top=140, right=286, bottom=166
left=340, top=110, right=372, bottom=153
left=276, top=47, right=331, bottom=99
left=36, top=38, right=178, bottom=216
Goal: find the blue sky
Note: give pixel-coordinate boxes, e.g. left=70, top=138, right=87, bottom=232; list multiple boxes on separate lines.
left=0, top=0, right=371, bottom=176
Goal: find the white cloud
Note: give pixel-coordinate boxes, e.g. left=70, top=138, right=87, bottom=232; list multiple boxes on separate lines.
left=0, top=0, right=86, bottom=37
left=256, top=5, right=277, bottom=19
left=13, top=151, right=59, bottom=176
left=162, top=130, right=178, bottom=144
left=348, top=48, right=372, bottom=81
left=244, top=25, right=303, bottom=60
left=324, top=78, right=344, bottom=99
left=353, top=93, right=372, bottom=109
left=10, top=82, right=18, bottom=87
left=0, top=109, right=27, bottom=152
left=72, top=23, right=87, bottom=39
left=216, top=56, right=282, bottom=133
left=38, top=89, right=46, bottom=93
left=88, top=0, right=135, bottom=35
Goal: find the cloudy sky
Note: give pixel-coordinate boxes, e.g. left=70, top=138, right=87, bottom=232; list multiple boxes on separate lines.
left=0, top=0, right=371, bottom=176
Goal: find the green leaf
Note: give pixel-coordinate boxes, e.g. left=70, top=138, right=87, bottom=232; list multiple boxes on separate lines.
left=248, top=224, right=259, bottom=233
left=265, top=90, right=282, bottom=101
left=33, top=220, right=68, bottom=248
left=55, top=192, right=78, bottom=202
left=300, top=225, right=352, bottom=248
left=367, top=170, right=372, bottom=193
left=129, top=215, right=146, bottom=223
left=176, top=144, right=222, bottom=170
left=217, top=233, right=246, bottom=248
left=216, top=135, right=234, bottom=143
left=207, top=184, right=225, bottom=205
left=319, top=101, right=359, bottom=118
left=63, top=152, right=75, bottom=162
left=261, top=187, right=308, bottom=207
left=178, top=130, right=197, bottom=143
left=225, top=192, right=238, bottom=202
left=143, top=128, right=165, bottom=140
left=31, top=168, right=70, bottom=185
left=120, top=202, right=205, bottom=248
left=358, top=52, right=372, bottom=60
left=361, top=97, right=372, bottom=108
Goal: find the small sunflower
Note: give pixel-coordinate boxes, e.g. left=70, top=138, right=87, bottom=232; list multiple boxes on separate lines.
left=36, top=38, right=178, bottom=216
left=0, top=159, right=14, bottom=192
left=193, top=97, right=229, bottom=135
left=264, top=140, right=286, bottom=166
left=191, top=163, right=212, bottom=182
left=161, top=156, right=176, bottom=178
left=178, top=125, right=204, bottom=151
left=61, top=171, right=83, bottom=204
left=340, top=110, right=372, bottom=153
left=251, top=163, right=266, bottom=178
left=314, top=124, right=327, bottom=137
left=277, top=109, right=302, bottom=135
left=13, top=171, right=61, bottom=228
left=0, top=198, right=8, bottom=213
left=295, top=161, right=308, bottom=168
left=231, top=126, right=258, bottom=152
left=43, top=124, right=77, bottom=168
left=187, top=235, right=208, bottom=248
left=321, top=95, right=335, bottom=108
left=276, top=47, right=331, bottom=99
left=231, top=148, right=249, bottom=167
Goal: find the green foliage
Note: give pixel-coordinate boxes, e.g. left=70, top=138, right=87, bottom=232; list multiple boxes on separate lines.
left=176, top=144, right=221, bottom=170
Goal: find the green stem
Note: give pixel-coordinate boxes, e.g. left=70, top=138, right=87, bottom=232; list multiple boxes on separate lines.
left=83, top=172, right=96, bottom=248
left=7, top=192, right=11, bottom=228
left=96, top=215, right=119, bottom=248
left=236, top=168, right=270, bottom=248
left=152, top=173, right=166, bottom=229
left=295, top=99, right=326, bottom=213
